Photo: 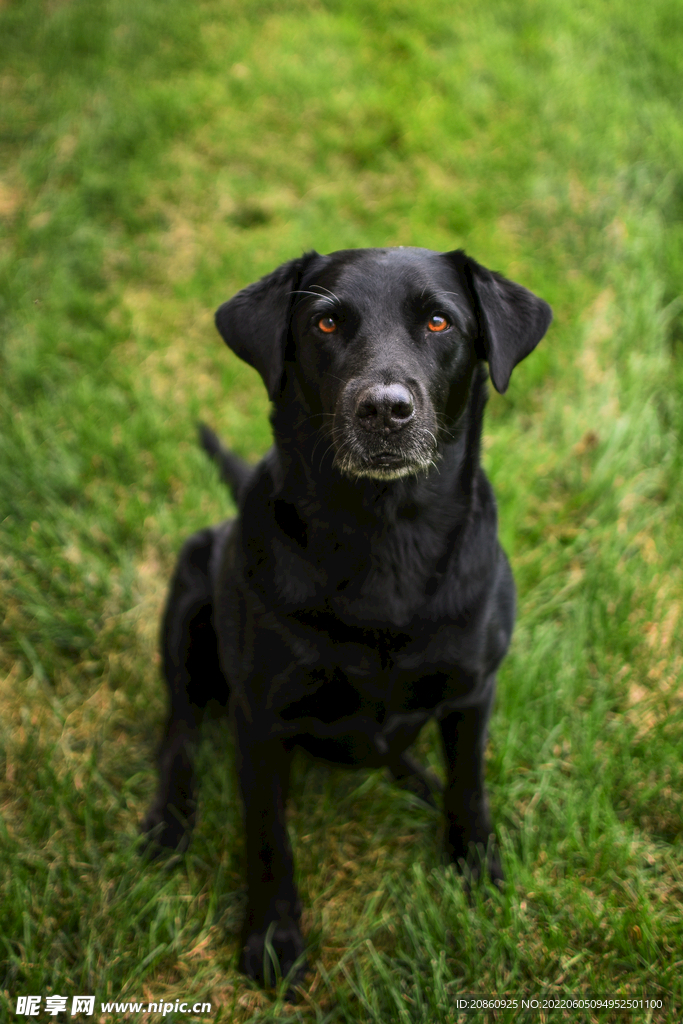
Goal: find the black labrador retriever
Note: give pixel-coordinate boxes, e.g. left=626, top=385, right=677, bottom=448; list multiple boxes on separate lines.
left=142, top=246, right=552, bottom=985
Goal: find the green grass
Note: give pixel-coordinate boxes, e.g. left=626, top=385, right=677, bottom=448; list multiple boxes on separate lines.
left=1, top=0, right=682, bottom=1020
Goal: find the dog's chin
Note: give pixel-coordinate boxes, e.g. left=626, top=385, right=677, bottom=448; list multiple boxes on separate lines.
left=335, top=452, right=435, bottom=481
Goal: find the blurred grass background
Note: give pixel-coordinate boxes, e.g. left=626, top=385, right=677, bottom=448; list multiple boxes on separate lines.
left=1, top=0, right=682, bottom=1020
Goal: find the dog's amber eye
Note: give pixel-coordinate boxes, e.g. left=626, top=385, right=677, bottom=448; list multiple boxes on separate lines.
left=428, top=314, right=449, bottom=332
left=317, top=316, right=337, bottom=333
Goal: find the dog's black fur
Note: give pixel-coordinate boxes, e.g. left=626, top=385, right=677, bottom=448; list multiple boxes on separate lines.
left=142, top=246, right=552, bottom=986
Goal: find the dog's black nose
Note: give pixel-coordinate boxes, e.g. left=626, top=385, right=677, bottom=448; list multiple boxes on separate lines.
left=355, top=383, right=415, bottom=431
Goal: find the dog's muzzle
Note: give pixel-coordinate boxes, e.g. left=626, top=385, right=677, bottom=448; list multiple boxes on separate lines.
left=332, top=380, right=438, bottom=480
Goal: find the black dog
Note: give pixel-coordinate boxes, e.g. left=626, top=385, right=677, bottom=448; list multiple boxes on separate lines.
left=142, top=246, right=551, bottom=985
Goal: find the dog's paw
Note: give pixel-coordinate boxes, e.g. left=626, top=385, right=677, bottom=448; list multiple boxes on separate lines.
left=485, top=850, right=504, bottom=888
left=449, top=840, right=504, bottom=892
left=240, top=918, right=308, bottom=991
left=139, top=803, right=194, bottom=858
left=391, top=767, right=443, bottom=808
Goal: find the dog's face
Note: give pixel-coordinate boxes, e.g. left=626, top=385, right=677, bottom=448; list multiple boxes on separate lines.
left=215, top=247, right=552, bottom=480
left=289, top=249, right=479, bottom=479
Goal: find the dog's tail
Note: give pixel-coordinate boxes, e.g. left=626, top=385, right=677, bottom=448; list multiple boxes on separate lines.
left=198, top=423, right=253, bottom=506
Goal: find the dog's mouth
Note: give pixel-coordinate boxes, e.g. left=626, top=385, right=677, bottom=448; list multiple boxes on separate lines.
left=332, top=437, right=438, bottom=481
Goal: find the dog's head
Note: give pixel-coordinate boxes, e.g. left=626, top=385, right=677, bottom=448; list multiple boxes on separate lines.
left=215, top=247, right=551, bottom=480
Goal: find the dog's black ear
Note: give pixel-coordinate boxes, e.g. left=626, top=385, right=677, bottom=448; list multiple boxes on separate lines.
left=447, top=250, right=552, bottom=394
left=215, top=252, right=318, bottom=398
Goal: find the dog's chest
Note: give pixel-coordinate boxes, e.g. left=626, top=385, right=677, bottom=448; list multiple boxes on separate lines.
left=262, top=611, right=484, bottom=730
left=231, top=486, right=501, bottom=727
left=269, top=512, right=449, bottom=627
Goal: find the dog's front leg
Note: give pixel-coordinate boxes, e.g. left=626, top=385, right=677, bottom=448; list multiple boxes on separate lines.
left=234, top=707, right=305, bottom=986
left=439, top=689, right=503, bottom=885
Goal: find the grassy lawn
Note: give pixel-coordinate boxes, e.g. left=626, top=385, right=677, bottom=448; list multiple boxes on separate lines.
left=1, top=0, right=682, bottom=1020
